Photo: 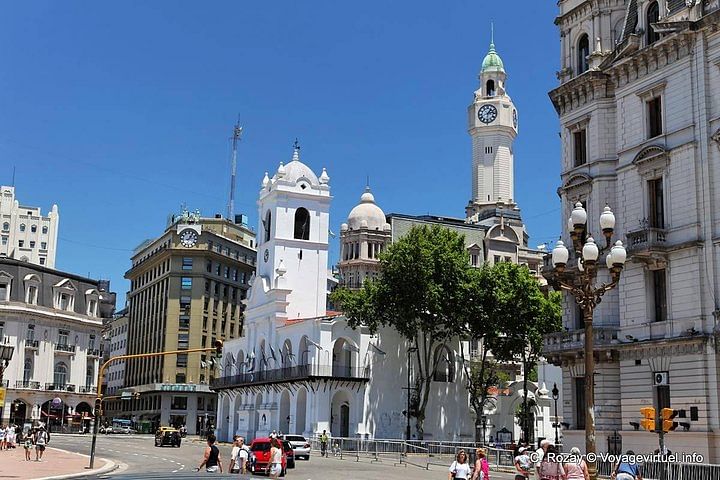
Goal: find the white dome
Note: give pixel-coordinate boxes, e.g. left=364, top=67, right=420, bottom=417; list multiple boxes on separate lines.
left=283, top=159, right=320, bottom=186
left=347, top=187, right=387, bottom=230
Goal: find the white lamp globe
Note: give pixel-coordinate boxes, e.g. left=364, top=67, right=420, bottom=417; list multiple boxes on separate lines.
left=582, top=237, right=599, bottom=262
left=611, top=240, right=627, bottom=266
left=578, top=258, right=585, bottom=272
left=571, top=202, right=587, bottom=227
left=552, top=240, right=570, bottom=267
left=567, top=216, right=574, bottom=233
left=599, top=205, right=616, bottom=232
left=606, top=251, right=615, bottom=269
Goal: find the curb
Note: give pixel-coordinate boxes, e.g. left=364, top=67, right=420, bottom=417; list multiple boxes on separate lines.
left=34, top=447, right=118, bottom=480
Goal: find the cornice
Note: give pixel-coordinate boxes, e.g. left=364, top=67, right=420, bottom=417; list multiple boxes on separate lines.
left=549, top=71, right=612, bottom=116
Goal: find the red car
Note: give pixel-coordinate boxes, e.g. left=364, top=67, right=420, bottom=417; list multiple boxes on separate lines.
left=249, top=437, right=287, bottom=477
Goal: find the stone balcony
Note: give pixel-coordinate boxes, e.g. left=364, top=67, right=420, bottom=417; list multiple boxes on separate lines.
left=15, top=380, right=41, bottom=390
left=544, top=326, right=620, bottom=355
left=25, top=339, right=39, bottom=350
left=211, top=363, right=370, bottom=390
left=54, top=343, right=76, bottom=354
left=626, top=227, right=668, bottom=257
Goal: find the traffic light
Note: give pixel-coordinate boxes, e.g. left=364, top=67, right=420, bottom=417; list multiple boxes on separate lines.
left=640, top=406, right=656, bottom=431
left=214, top=339, right=223, bottom=357
left=661, top=408, right=679, bottom=432
left=94, top=397, right=103, bottom=417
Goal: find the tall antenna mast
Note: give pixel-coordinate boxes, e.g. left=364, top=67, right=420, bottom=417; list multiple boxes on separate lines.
left=227, top=117, right=243, bottom=220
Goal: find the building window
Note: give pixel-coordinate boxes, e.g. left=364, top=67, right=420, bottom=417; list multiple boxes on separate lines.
left=263, top=210, right=272, bottom=242
left=171, top=396, right=187, bottom=410
left=89, top=334, right=96, bottom=351
left=648, top=178, right=665, bottom=229
left=54, top=362, right=68, bottom=386
left=180, top=296, right=191, bottom=309
left=86, top=365, right=94, bottom=387
left=41, top=242, right=47, bottom=250
left=577, top=34, right=590, bottom=74
left=176, top=353, right=188, bottom=367
left=18, top=240, right=24, bottom=248
left=0, top=281, right=10, bottom=302
left=39, top=258, right=45, bottom=265
left=486, top=79, right=495, bottom=97
left=224, top=266, right=230, bottom=279
left=215, top=263, right=221, bottom=276
left=181, top=277, right=192, bottom=290
left=19, top=223, right=26, bottom=232
left=294, top=208, right=311, bottom=240
left=58, top=329, right=69, bottom=346
left=1, top=236, right=6, bottom=246
left=206, top=260, right=212, bottom=273
left=27, top=324, right=35, bottom=342
left=179, top=314, right=191, bottom=329
left=1, top=222, right=8, bottom=231
left=485, top=146, right=493, bottom=154
left=648, top=96, right=663, bottom=138
left=175, top=373, right=186, bottom=384
left=182, top=257, right=193, bottom=271
left=647, top=2, right=661, bottom=45
left=24, top=358, right=33, bottom=382
left=31, top=225, right=37, bottom=233
left=87, top=299, right=97, bottom=317
left=651, top=269, right=667, bottom=322
left=29, top=241, right=35, bottom=248
left=178, top=333, right=189, bottom=350
left=574, top=377, right=586, bottom=429
left=573, top=129, right=587, bottom=167
left=42, top=226, right=48, bottom=234
left=232, top=269, right=238, bottom=281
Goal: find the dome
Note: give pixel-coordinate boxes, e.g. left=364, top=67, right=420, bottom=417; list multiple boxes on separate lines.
left=347, top=187, right=387, bottom=230
left=281, top=147, right=320, bottom=186
left=481, top=43, right=505, bottom=73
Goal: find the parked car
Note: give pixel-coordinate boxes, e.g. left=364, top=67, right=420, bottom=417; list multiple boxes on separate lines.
left=281, top=440, right=295, bottom=469
left=154, top=428, right=181, bottom=447
left=249, top=437, right=286, bottom=476
left=281, top=434, right=311, bottom=460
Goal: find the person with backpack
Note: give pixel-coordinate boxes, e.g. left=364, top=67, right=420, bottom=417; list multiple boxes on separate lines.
left=471, top=447, right=490, bottom=480
left=34, top=427, right=49, bottom=461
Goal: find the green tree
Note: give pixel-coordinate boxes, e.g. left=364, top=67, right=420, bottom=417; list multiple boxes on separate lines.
left=332, top=225, right=470, bottom=439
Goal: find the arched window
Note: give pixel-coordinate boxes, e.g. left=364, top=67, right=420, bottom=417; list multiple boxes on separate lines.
left=486, top=79, right=496, bottom=97
left=294, top=208, right=310, bottom=240
left=646, top=2, right=661, bottom=45
left=19, top=223, right=26, bottom=232
left=263, top=210, right=272, bottom=243
left=54, top=362, right=68, bottom=386
left=31, top=225, right=37, bottom=233
left=432, top=345, right=455, bottom=383
left=42, top=226, right=48, bottom=234
left=24, top=358, right=33, bottom=382
left=1, top=222, right=8, bottom=231
left=577, top=34, right=590, bottom=74
left=86, top=365, right=94, bottom=387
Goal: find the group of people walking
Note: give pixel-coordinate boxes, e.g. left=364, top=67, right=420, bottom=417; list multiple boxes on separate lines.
left=0, top=424, right=50, bottom=461
left=448, top=447, right=490, bottom=480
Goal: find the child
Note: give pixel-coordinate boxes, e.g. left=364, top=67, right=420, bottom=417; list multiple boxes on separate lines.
left=24, top=435, right=32, bottom=461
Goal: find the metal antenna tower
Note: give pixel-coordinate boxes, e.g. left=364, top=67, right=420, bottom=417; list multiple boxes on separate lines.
left=227, top=117, right=243, bottom=220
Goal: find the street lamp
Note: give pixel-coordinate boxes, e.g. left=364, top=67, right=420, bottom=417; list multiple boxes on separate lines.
left=545, top=202, right=627, bottom=480
left=551, top=383, right=560, bottom=447
left=0, top=343, right=15, bottom=383
left=404, top=346, right=418, bottom=441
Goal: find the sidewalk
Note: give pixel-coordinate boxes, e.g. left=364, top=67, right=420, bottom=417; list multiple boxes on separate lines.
left=0, top=445, right=115, bottom=480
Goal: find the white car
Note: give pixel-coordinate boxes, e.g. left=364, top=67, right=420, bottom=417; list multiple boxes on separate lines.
left=281, top=434, right=311, bottom=460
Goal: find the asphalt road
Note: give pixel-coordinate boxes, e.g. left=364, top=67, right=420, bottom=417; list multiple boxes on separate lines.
left=50, top=434, right=519, bottom=479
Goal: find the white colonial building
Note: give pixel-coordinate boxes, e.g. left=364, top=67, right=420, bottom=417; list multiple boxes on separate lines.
left=0, top=258, right=114, bottom=432
left=547, top=0, right=720, bottom=460
left=0, top=186, right=59, bottom=268
left=213, top=147, right=475, bottom=442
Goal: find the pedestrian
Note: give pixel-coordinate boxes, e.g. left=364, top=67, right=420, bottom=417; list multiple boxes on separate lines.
left=0, top=424, right=6, bottom=451
left=195, top=433, right=223, bottom=473
left=449, top=449, right=472, bottom=480
left=535, top=439, right=551, bottom=478
left=320, top=429, right=329, bottom=457
left=229, top=435, right=250, bottom=474
left=34, top=427, right=48, bottom=461
left=471, top=447, right=490, bottom=480
left=564, top=447, right=589, bottom=480
left=611, top=450, right=643, bottom=480
left=538, top=444, right=565, bottom=480
left=23, top=433, right=32, bottom=461
left=514, top=447, right=532, bottom=480
left=268, top=437, right=284, bottom=479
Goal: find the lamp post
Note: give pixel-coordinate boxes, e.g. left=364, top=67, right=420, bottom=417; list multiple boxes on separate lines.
left=545, top=202, right=627, bottom=480
left=0, top=343, right=15, bottom=382
left=552, top=383, right=560, bottom=447
left=404, top=346, right=418, bottom=441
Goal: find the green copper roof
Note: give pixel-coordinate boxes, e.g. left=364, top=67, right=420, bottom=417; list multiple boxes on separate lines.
left=481, top=43, right=505, bottom=73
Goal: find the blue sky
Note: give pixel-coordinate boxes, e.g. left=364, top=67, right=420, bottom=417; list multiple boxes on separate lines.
left=0, top=1, right=561, bottom=307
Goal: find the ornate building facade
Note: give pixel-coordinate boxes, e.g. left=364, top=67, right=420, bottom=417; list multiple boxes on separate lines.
left=547, top=0, right=720, bottom=460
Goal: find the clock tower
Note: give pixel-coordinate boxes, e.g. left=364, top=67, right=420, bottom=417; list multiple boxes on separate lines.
left=466, top=38, right=519, bottom=224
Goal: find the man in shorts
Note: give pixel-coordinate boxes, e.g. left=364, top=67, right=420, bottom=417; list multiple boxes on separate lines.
left=34, top=427, right=48, bottom=461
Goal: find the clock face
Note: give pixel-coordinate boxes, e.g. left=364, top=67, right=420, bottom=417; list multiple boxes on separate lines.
left=264, top=249, right=269, bottom=263
left=513, top=109, right=518, bottom=129
left=179, top=229, right=198, bottom=247
left=478, top=104, right=498, bottom=124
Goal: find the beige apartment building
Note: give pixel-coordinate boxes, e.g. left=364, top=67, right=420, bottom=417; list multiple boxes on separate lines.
left=121, top=210, right=255, bottom=434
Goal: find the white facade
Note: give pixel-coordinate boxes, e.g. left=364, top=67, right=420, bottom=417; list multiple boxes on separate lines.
left=0, top=259, right=109, bottom=432
left=548, top=0, right=720, bottom=461
left=0, top=186, right=59, bottom=268
left=105, top=312, right=128, bottom=395
left=215, top=148, right=475, bottom=442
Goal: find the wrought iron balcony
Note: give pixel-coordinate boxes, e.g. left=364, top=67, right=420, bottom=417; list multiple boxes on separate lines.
left=45, top=383, right=76, bottom=392
left=211, top=363, right=370, bottom=390
left=55, top=343, right=76, bottom=354
left=25, top=340, right=39, bottom=350
left=79, top=385, right=97, bottom=394
left=87, top=348, right=101, bottom=357
left=626, top=227, right=668, bottom=256
left=15, top=380, right=41, bottom=389
left=544, top=327, right=620, bottom=355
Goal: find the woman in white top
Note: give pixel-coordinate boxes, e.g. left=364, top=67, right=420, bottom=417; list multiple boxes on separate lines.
left=449, top=450, right=472, bottom=480
left=269, top=437, right=284, bottom=479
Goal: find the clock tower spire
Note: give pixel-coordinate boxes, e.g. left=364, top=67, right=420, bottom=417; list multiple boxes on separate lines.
left=466, top=35, right=519, bottom=223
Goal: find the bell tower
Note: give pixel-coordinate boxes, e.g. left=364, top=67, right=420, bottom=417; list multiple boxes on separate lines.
left=466, top=33, right=519, bottom=224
